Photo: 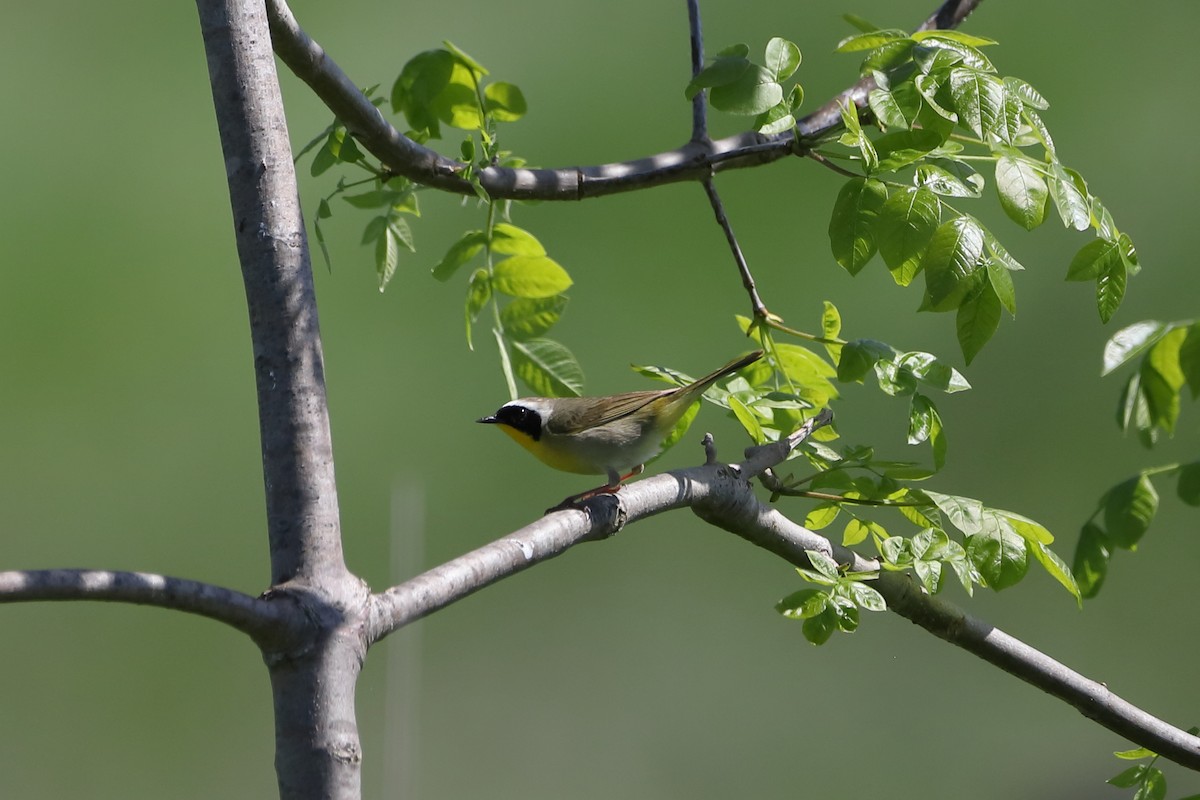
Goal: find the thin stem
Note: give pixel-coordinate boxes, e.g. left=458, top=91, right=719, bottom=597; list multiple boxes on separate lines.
left=701, top=177, right=769, bottom=319
left=765, top=317, right=846, bottom=346
left=785, top=490, right=923, bottom=507
left=686, top=0, right=707, bottom=142
left=805, top=150, right=865, bottom=180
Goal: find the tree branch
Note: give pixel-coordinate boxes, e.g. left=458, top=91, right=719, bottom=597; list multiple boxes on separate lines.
left=263, top=0, right=984, bottom=201
left=686, top=0, right=708, bottom=143
left=369, top=408, right=1200, bottom=771
left=701, top=178, right=771, bottom=319
left=0, top=569, right=298, bottom=641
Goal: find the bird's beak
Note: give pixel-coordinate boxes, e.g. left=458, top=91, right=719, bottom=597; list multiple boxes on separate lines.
left=477, top=415, right=498, bottom=424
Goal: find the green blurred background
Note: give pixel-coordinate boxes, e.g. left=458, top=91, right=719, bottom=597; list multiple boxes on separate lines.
left=2, top=1, right=1197, bottom=797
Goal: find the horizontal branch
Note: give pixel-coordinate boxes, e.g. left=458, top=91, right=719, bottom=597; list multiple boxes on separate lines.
left=265, top=0, right=983, bottom=201
left=370, top=411, right=1200, bottom=771
left=0, top=569, right=299, bottom=642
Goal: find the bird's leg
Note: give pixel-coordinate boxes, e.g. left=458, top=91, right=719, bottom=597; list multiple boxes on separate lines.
left=544, top=465, right=645, bottom=514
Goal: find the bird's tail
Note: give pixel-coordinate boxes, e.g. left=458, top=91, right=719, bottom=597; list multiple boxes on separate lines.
left=684, top=349, right=764, bottom=396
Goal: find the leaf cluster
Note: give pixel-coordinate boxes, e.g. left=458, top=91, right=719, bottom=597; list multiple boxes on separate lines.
left=299, top=44, right=529, bottom=292
left=823, top=22, right=1137, bottom=362
left=1072, top=319, right=1200, bottom=598
left=436, top=221, right=582, bottom=399
left=685, top=39, right=805, bottom=134
left=775, top=550, right=884, bottom=645
left=1107, top=736, right=1200, bottom=800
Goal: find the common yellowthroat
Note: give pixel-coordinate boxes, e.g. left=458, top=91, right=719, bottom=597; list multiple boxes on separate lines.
left=478, top=350, right=763, bottom=504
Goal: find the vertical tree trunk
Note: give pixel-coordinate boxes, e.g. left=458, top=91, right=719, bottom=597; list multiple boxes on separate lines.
left=195, top=0, right=366, bottom=797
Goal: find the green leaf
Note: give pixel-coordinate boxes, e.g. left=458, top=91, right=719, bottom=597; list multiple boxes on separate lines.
left=967, top=512, right=1028, bottom=589
left=1104, top=474, right=1158, bottom=549
left=1102, top=320, right=1167, bottom=374
left=873, top=129, right=945, bottom=172
left=868, top=87, right=916, bottom=131
left=925, top=491, right=983, bottom=535
left=911, top=30, right=998, bottom=50
left=1004, top=76, right=1048, bottom=110
left=995, top=156, right=1048, bottom=230
left=835, top=29, right=909, bottom=53
left=837, top=339, right=895, bottom=383
left=764, top=37, right=802, bottom=81
left=500, top=295, right=568, bottom=341
left=432, top=230, right=486, bottom=281
left=776, top=588, right=828, bottom=619
left=843, top=518, right=869, bottom=546
left=1116, top=372, right=1155, bottom=445
left=1066, top=238, right=1122, bottom=282
left=1177, top=462, right=1200, bottom=507
left=492, top=255, right=573, bottom=298
left=903, top=351, right=972, bottom=394
left=375, top=215, right=414, bottom=291
left=921, top=216, right=986, bottom=312
left=729, top=395, right=767, bottom=444
left=709, top=65, right=783, bottom=115
left=1029, top=541, right=1081, bottom=604
left=1049, top=163, right=1091, bottom=231
left=685, top=52, right=751, bottom=99
left=805, top=502, right=841, bottom=530
left=490, top=223, right=547, bottom=256
left=1108, top=766, right=1148, bottom=788
left=1137, top=769, right=1167, bottom=800
left=1073, top=522, right=1110, bottom=599
left=756, top=102, right=797, bottom=135
left=433, top=59, right=486, bottom=131
left=956, top=281, right=1002, bottom=364
left=986, top=263, right=1017, bottom=316
left=829, top=178, right=888, bottom=274
left=848, top=580, right=886, bottom=612
left=1147, top=326, right=1188, bottom=391
left=1181, top=324, right=1200, bottom=399
left=483, top=82, right=526, bottom=122
left=391, top=49, right=456, bottom=136
left=1096, top=258, right=1127, bottom=324
left=1140, top=363, right=1180, bottom=435
left=841, top=14, right=881, bottom=33
left=464, top=269, right=490, bottom=349
left=908, top=392, right=935, bottom=445
left=802, top=608, right=838, bottom=645
left=806, top=550, right=841, bottom=581
left=877, top=187, right=940, bottom=286
left=821, top=301, right=842, bottom=361
left=915, top=161, right=983, bottom=198
left=947, top=68, right=1005, bottom=139
left=510, top=337, right=584, bottom=397
left=1114, top=747, right=1157, bottom=761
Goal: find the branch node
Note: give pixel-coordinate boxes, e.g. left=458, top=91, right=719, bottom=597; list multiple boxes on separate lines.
left=702, top=432, right=718, bottom=465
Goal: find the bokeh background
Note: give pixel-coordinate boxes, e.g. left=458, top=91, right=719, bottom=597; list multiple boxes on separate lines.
left=2, top=1, right=1198, bottom=797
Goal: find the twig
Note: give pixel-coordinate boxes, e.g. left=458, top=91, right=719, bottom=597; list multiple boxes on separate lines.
left=686, top=0, right=707, bottom=142
left=701, top=177, right=770, bottom=319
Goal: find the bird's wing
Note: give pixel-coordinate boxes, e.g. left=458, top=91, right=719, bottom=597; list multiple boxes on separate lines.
left=544, top=390, right=668, bottom=435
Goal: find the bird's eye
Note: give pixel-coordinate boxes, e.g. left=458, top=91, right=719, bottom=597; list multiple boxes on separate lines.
left=498, top=404, right=542, bottom=440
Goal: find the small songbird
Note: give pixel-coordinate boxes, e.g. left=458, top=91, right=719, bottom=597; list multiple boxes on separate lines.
left=478, top=350, right=763, bottom=505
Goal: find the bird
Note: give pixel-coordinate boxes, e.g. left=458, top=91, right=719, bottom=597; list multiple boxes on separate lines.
left=477, top=350, right=763, bottom=507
